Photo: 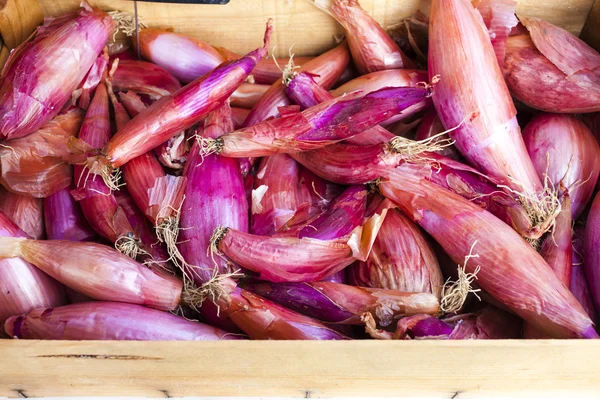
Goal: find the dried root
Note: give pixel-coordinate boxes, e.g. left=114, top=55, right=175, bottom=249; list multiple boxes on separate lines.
left=388, top=132, right=455, bottom=163
left=500, top=173, right=561, bottom=239
left=440, top=241, right=482, bottom=313
left=271, top=45, right=300, bottom=86
left=195, top=136, right=223, bottom=161
left=181, top=268, right=242, bottom=313
left=115, top=233, right=147, bottom=259
left=387, top=109, right=478, bottom=163
left=107, top=11, right=147, bottom=41
left=156, top=216, right=188, bottom=270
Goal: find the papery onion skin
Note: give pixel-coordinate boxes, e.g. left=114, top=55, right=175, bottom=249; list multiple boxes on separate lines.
left=503, top=18, right=600, bottom=113
left=135, top=28, right=225, bottom=84
left=178, top=104, right=248, bottom=285
left=378, top=172, right=595, bottom=338
left=349, top=207, right=443, bottom=298
left=584, top=192, right=600, bottom=315
left=0, top=108, right=84, bottom=198
left=242, top=280, right=439, bottom=325
left=0, top=187, right=44, bottom=239
left=293, top=143, right=541, bottom=239
left=44, top=186, right=97, bottom=242
left=217, top=186, right=375, bottom=283
left=217, top=86, right=430, bottom=158
left=112, top=93, right=185, bottom=228
left=104, top=21, right=273, bottom=169
left=111, top=60, right=181, bottom=99
left=286, top=72, right=395, bottom=145
left=217, top=283, right=349, bottom=340
left=0, top=5, right=114, bottom=140
left=0, top=211, right=67, bottom=330
left=428, top=0, right=542, bottom=194
left=77, top=52, right=109, bottom=110
left=242, top=42, right=351, bottom=128
left=0, top=237, right=182, bottom=311
left=4, top=302, right=241, bottom=341
left=230, top=83, right=269, bottom=109
left=306, top=0, right=414, bottom=74
left=330, top=69, right=428, bottom=98
left=251, top=154, right=340, bottom=236
left=523, top=114, right=600, bottom=219
left=73, top=81, right=134, bottom=244
left=218, top=229, right=355, bottom=283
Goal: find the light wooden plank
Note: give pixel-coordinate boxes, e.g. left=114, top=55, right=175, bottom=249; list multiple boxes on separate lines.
left=581, top=0, right=600, bottom=50
left=35, top=0, right=595, bottom=57
left=1, top=340, right=600, bottom=398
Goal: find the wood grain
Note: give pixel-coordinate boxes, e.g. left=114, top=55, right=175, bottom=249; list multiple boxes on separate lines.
left=1, top=340, right=600, bottom=398
left=34, top=0, right=595, bottom=57
left=581, top=0, right=600, bottom=50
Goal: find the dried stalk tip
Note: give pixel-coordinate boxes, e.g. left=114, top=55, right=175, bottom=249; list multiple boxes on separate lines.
left=361, top=312, right=393, bottom=340
left=440, top=241, right=482, bottom=314
left=108, top=11, right=147, bottom=41
left=114, top=232, right=146, bottom=259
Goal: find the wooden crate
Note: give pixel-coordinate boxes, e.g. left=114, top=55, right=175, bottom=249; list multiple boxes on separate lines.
left=1, top=0, right=600, bottom=397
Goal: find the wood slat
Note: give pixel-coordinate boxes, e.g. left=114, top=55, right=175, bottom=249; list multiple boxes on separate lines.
left=35, top=0, right=595, bottom=57
left=1, top=340, right=600, bottom=398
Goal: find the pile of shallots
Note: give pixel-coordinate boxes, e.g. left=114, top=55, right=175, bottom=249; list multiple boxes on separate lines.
left=1, top=0, right=599, bottom=341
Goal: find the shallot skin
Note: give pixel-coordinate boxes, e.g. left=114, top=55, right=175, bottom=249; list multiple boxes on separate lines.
left=503, top=18, right=600, bottom=113
left=104, top=21, right=273, bottom=168
left=0, top=238, right=182, bottom=311
left=136, top=28, right=225, bottom=84
left=523, top=114, right=600, bottom=219
left=4, top=302, right=241, bottom=341
left=379, top=173, right=595, bottom=339
left=0, top=188, right=44, bottom=239
left=219, top=286, right=349, bottom=340
left=0, top=6, right=113, bottom=140
left=306, top=0, right=414, bottom=74
left=0, top=212, right=66, bottom=329
left=44, top=187, right=96, bottom=242
left=350, top=208, right=443, bottom=298
left=0, top=108, right=84, bottom=198
left=242, top=280, right=439, bottom=325
left=428, top=0, right=541, bottom=194
left=179, top=104, right=248, bottom=285
left=111, top=60, right=182, bottom=99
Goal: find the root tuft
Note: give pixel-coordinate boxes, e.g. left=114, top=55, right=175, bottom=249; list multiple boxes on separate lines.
left=115, top=232, right=147, bottom=259
left=500, top=173, right=561, bottom=238
left=108, top=11, right=147, bottom=41
left=181, top=268, right=242, bottom=312
left=387, top=110, right=477, bottom=163
left=195, top=136, right=223, bottom=161
left=440, top=241, right=482, bottom=313
left=156, top=216, right=187, bottom=270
